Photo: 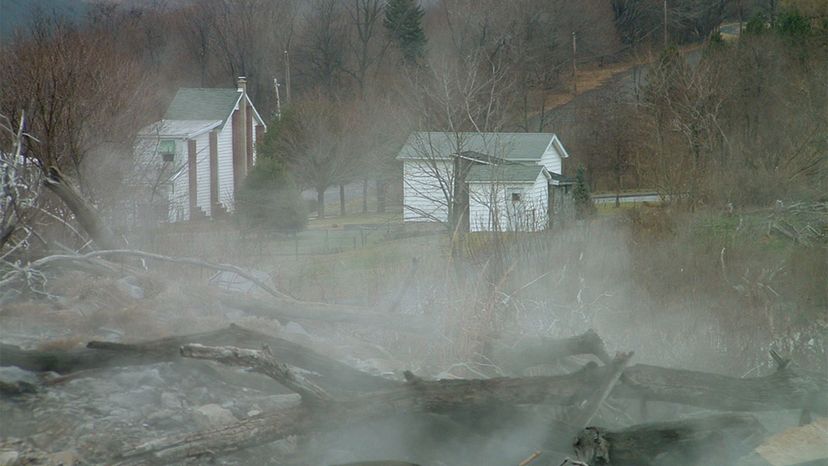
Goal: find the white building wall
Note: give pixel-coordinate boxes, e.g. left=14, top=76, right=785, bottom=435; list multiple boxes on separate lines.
left=538, top=145, right=563, bottom=175
left=403, top=159, right=453, bottom=223
left=468, top=177, right=548, bottom=232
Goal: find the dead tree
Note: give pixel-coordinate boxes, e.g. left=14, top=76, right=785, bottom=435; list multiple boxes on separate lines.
left=42, top=167, right=124, bottom=251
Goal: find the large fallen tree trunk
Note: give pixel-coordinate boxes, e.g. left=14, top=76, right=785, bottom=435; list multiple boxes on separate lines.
left=572, top=413, right=768, bottom=466
left=0, top=324, right=395, bottom=393
left=115, top=346, right=633, bottom=465
left=4, top=327, right=825, bottom=414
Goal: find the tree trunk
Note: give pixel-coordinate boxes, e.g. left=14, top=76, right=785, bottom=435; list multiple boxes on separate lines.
left=362, top=179, right=368, bottom=214
left=43, top=167, right=124, bottom=250
left=340, top=184, right=346, bottom=216
left=317, top=188, right=325, bottom=219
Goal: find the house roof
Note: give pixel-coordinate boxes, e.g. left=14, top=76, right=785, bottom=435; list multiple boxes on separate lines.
left=466, top=163, right=545, bottom=183
left=163, top=87, right=267, bottom=130
left=164, top=88, right=243, bottom=124
left=397, top=132, right=567, bottom=161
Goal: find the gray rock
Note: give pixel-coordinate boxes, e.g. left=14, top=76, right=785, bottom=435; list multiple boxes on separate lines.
left=192, top=403, right=238, bottom=429
left=0, top=366, right=39, bottom=386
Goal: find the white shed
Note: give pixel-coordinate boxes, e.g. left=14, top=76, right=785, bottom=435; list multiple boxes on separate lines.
left=395, top=132, right=571, bottom=230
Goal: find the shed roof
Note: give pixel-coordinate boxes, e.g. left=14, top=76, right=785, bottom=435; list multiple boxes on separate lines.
left=466, top=163, right=545, bottom=183
left=397, top=132, right=565, bottom=161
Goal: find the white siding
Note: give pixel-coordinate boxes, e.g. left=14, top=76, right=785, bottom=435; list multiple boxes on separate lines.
left=217, top=123, right=235, bottom=212
left=194, top=132, right=211, bottom=217
left=403, top=159, right=453, bottom=223
left=468, top=174, right=548, bottom=232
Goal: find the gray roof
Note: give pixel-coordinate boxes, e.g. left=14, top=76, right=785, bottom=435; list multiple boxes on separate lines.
left=466, top=163, right=545, bottom=183
left=397, top=132, right=562, bottom=161
left=164, top=88, right=243, bottom=124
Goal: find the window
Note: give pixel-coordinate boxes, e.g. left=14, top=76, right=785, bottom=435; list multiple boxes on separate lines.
left=507, top=188, right=524, bottom=203
left=159, top=139, right=175, bottom=163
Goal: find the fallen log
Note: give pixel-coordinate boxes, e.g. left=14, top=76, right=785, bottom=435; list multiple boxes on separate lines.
left=572, top=413, right=767, bottom=466
left=0, top=324, right=395, bottom=393
left=115, top=346, right=633, bottom=465
left=615, top=361, right=828, bottom=415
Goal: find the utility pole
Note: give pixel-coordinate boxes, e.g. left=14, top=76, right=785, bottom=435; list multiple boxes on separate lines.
left=571, top=31, right=578, bottom=96
left=663, top=0, right=669, bottom=47
left=283, top=50, right=291, bottom=105
left=273, top=78, right=282, bottom=120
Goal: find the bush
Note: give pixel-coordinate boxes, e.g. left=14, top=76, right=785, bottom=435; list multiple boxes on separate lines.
left=235, top=157, right=307, bottom=233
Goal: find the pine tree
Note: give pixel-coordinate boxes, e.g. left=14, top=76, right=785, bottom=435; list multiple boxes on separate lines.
left=573, top=166, right=594, bottom=219
left=384, top=0, right=426, bottom=64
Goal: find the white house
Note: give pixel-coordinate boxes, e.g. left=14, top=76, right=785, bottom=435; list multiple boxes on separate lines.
left=396, top=132, right=572, bottom=231
left=135, top=77, right=265, bottom=223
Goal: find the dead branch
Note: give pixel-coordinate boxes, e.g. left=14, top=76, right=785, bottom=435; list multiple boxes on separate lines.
left=180, top=343, right=333, bottom=404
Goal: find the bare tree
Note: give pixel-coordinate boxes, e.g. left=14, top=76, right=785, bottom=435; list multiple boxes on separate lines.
left=344, top=0, right=392, bottom=95
left=295, top=0, right=349, bottom=95
left=277, top=94, right=363, bottom=218
left=203, top=0, right=297, bottom=112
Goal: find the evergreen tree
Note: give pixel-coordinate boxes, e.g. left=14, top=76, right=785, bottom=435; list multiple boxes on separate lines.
left=235, top=157, right=308, bottom=233
left=573, top=166, right=594, bottom=219
left=383, top=0, right=426, bottom=64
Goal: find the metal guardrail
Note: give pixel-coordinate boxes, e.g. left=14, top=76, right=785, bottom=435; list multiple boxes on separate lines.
left=591, top=192, right=660, bottom=205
